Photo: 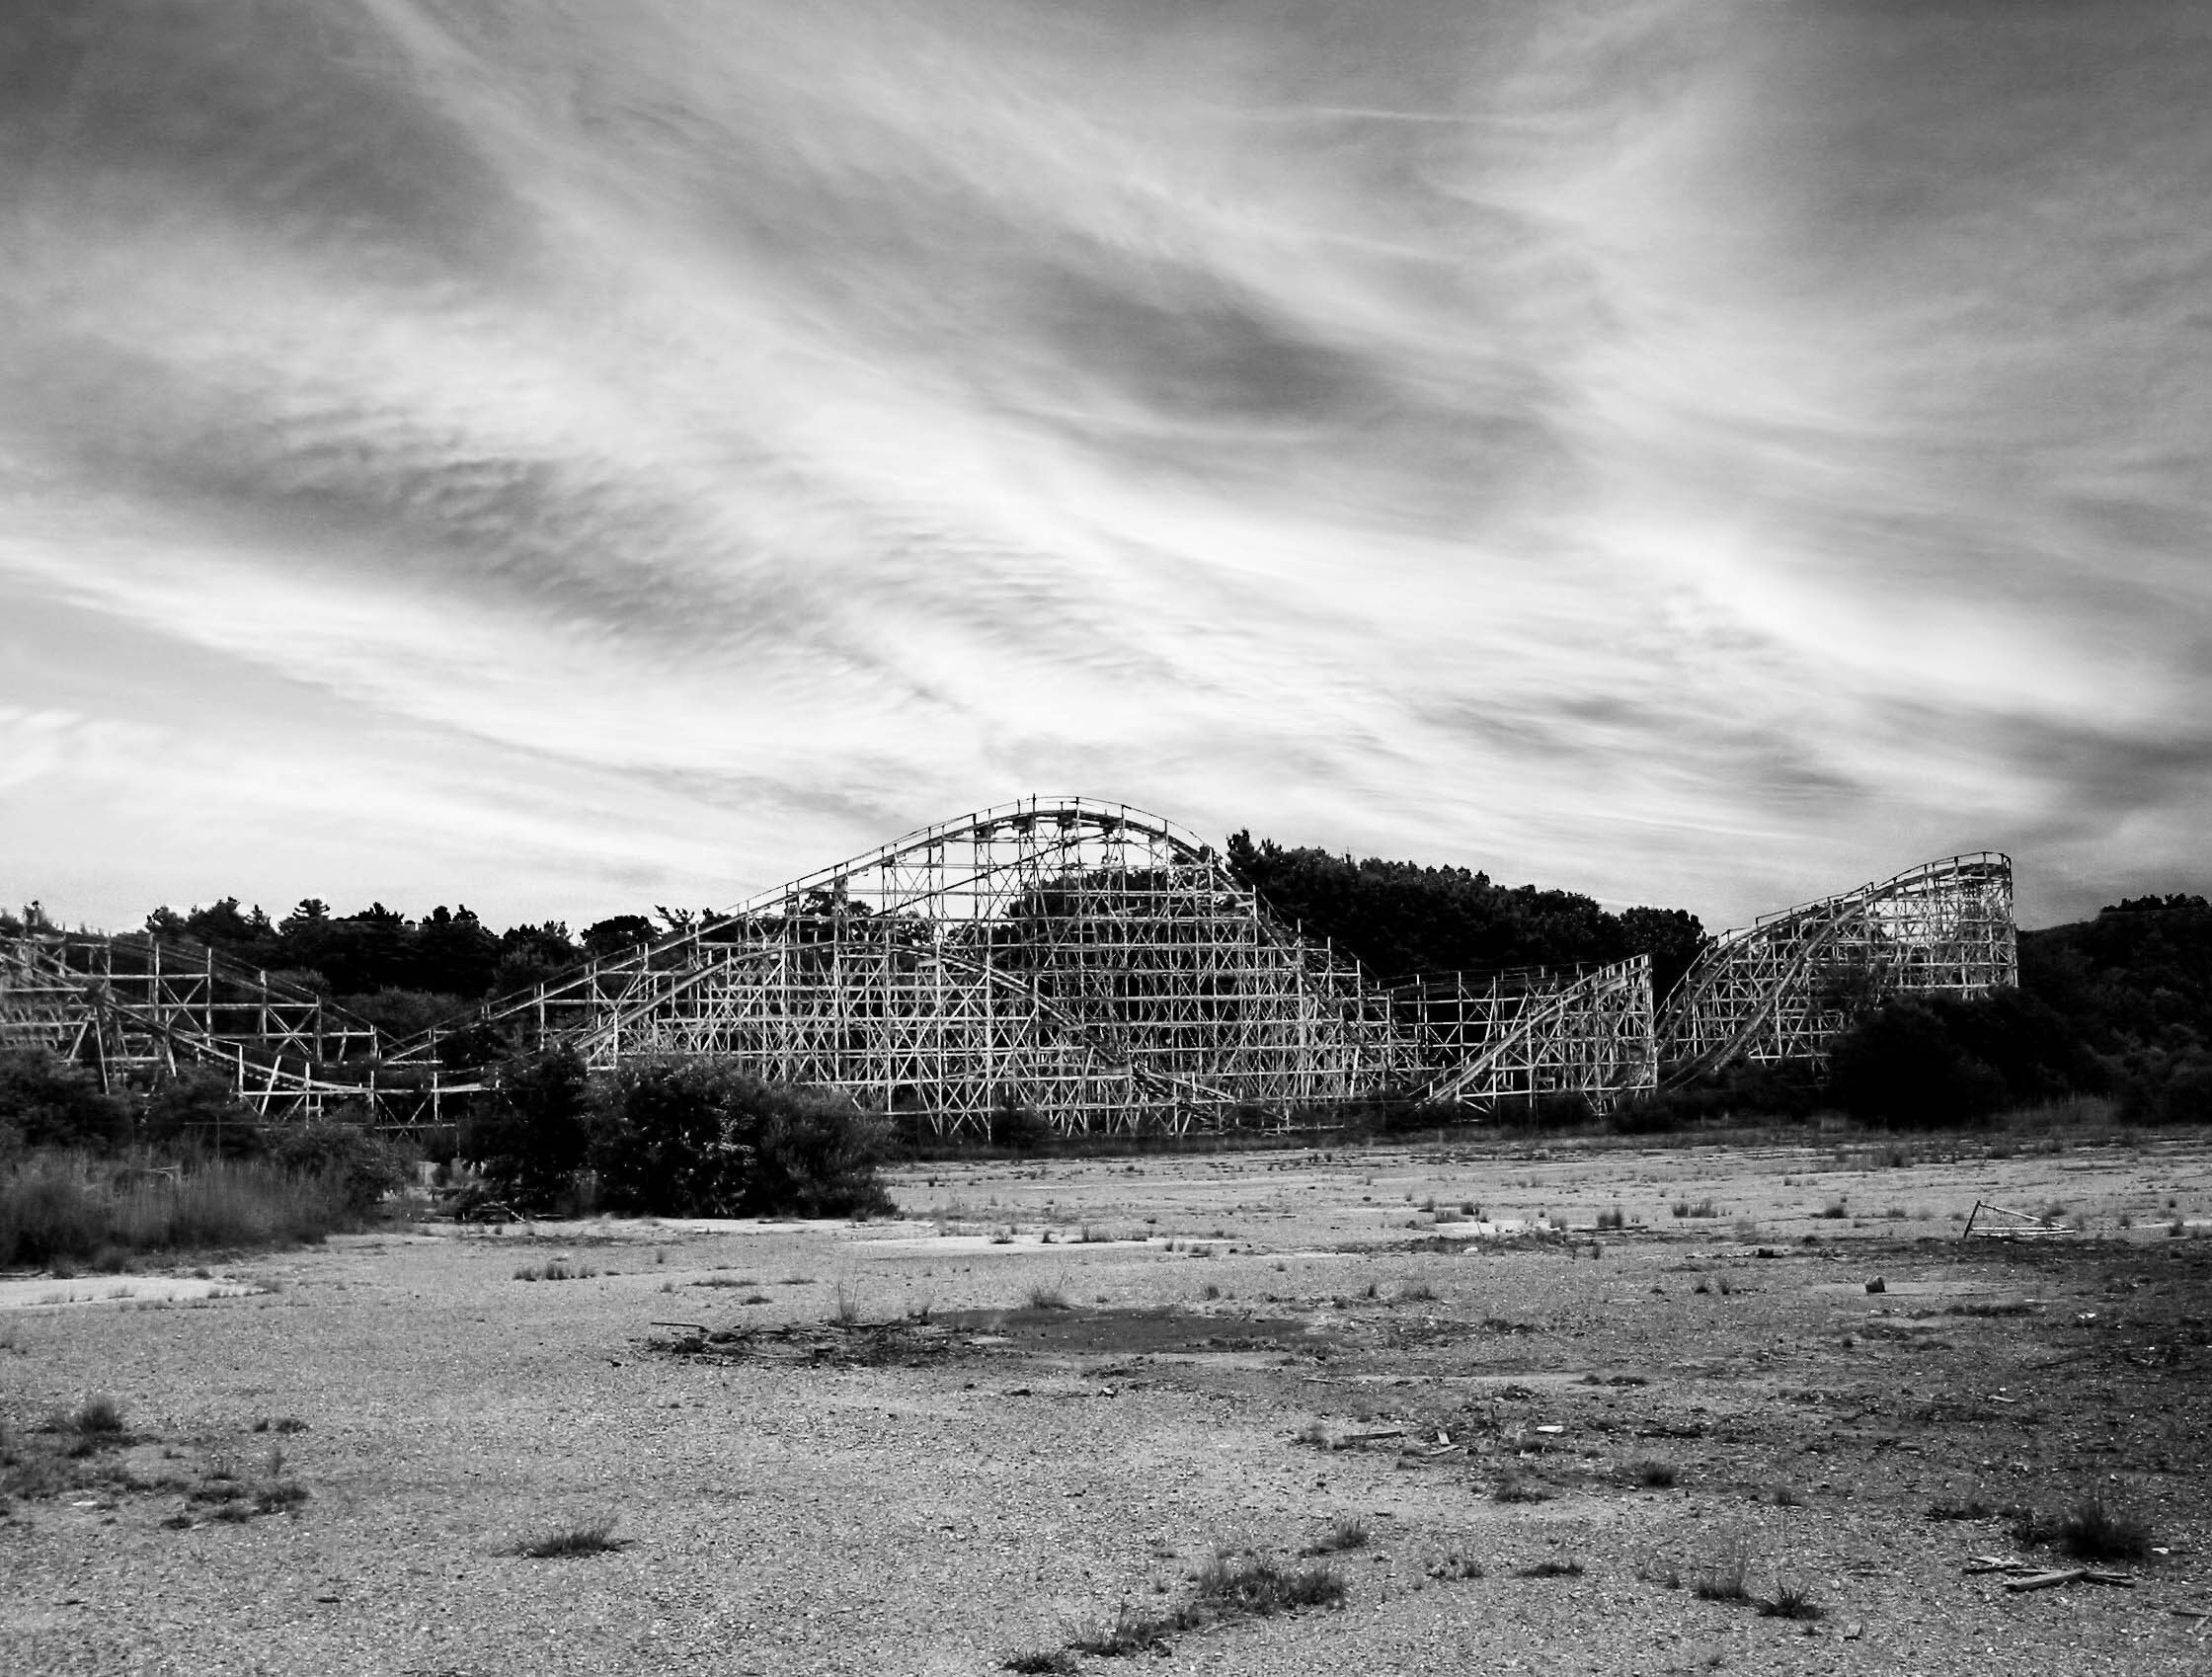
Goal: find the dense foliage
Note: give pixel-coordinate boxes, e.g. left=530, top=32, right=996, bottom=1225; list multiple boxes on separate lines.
left=1225, top=832, right=1709, bottom=997
left=460, top=1046, right=593, bottom=1211
left=0, top=1047, right=132, bottom=1154
left=588, top=1061, right=893, bottom=1219
left=452, top=1051, right=893, bottom=1219
left=1796, top=897, right=2211, bottom=1128
left=2017, top=895, right=2212, bottom=1123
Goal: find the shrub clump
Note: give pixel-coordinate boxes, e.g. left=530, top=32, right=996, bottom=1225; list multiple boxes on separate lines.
left=590, top=1062, right=893, bottom=1220
left=464, top=1048, right=593, bottom=1214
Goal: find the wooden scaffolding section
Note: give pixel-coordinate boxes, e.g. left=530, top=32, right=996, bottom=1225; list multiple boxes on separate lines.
left=1392, top=956, right=1657, bottom=1111
left=384, top=797, right=1411, bottom=1135
left=0, top=925, right=444, bottom=1119
left=1655, top=851, right=2016, bottom=1083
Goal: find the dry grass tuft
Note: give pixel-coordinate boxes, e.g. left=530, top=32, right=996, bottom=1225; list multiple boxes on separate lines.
left=1518, top=1557, right=1585, bottom=1578
left=1493, top=1471, right=1552, bottom=1504
left=1304, top=1514, right=1369, bottom=1555
left=2055, top=1495, right=2152, bottom=1561
left=1759, top=1576, right=1825, bottom=1620
left=514, top=1259, right=595, bottom=1282
left=509, top=1514, right=627, bottom=1558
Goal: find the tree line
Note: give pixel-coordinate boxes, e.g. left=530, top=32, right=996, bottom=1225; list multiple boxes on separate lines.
left=1224, top=832, right=1710, bottom=997
left=129, top=897, right=698, bottom=1038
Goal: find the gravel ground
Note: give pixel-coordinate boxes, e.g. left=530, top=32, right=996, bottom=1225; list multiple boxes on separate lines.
left=4, top=1131, right=2210, bottom=1675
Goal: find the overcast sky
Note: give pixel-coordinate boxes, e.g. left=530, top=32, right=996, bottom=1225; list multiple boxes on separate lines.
left=3, top=0, right=2207, bottom=937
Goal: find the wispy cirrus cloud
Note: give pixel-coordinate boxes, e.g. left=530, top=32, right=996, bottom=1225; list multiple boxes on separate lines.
left=1, top=0, right=2206, bottom=934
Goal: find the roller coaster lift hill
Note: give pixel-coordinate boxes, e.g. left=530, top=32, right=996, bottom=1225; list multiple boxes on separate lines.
left=1, top=798, right=2015, bottom=1136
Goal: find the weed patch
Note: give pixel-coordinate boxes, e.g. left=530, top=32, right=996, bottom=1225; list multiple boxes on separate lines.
left=71, top=1395, right=126, bottom=1439
left=514, top=1259, right=595, bottom=1282
left=1693, top=1540, right=1753, bottom=1603
left=1759, top=1577, right=1825, bottom=1620
left=1518, top=1557, right=1584, bottom=1578
left=509, top=1515, right=627, bottom=1558
left=1193, top=1553, right=1347, bottom=1616
left=2054, top=1495, right=2152, bottom=1561
left=1062, top=1548, right=1346, bottom=1660
left=1001, top=1652, right=1079, bottom=1675
left=1304, top=1515, right=1368, bottom=1555
left=1493, top=1471, right=1552, bottom=1504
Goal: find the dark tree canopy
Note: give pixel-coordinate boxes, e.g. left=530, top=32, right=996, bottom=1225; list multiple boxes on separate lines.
left=1224, top=832, right=1707, bottom=998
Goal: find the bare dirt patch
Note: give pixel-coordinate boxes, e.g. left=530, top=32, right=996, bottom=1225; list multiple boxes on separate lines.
left=4, top=1133, right=2211, bottom=1674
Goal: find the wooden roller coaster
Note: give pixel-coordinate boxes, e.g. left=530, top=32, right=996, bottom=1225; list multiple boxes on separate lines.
left=1, top=801, right=2015, bottom=1133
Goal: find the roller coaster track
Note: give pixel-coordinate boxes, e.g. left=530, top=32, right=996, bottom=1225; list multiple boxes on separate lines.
left=2, top=803, right=2017, bottom=1131
left=0, top=928, right=483, bottom=1120
left=1654, top=851, right=2016, bottom=1085
left=382, top=797, right=1409, bottom=1135
left=1394, top=957, right=1657, bottom=1110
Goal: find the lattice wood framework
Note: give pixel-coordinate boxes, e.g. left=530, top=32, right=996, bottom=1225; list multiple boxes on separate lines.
left=1392, top=956, right=1657, bottom=1110
left=1655, top=851, right=2016, bottom=1083
left=5, top=815, right=2017, bottom=1131
left=385, top=798, right=1409, bottom=1135
left=0, top=926, right=426, bottom=1118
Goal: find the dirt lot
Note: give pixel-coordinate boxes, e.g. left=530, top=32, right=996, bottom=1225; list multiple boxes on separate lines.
left=5, top=1131, right=2212, bottom=1675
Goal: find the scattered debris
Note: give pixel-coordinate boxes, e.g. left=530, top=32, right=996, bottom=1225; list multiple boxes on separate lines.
left=1964, top=1202, right=2077, bottom=1240
left=1965, top=1557, right=2138, bottom=1592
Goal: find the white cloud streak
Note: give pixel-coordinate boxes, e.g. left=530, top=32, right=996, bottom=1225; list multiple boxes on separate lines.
left=1, top=0, right=2207, bottom=934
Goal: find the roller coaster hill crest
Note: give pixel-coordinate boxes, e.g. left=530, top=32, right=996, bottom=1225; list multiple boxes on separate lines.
left=0, top=797, right=2015, bottom=1138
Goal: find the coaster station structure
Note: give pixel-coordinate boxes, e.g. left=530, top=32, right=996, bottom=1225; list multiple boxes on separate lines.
left=1654, top=851, right=2016, bottom=1084
left=2, top=805, right=2018, bottom=1133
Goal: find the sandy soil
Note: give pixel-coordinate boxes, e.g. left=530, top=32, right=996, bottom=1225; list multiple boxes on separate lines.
left=4, top=1131, right=2211, bottom=1676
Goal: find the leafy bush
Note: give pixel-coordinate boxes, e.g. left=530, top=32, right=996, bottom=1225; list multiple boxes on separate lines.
left=591, top=1063, right=892, bottom=1219
left=138, top=1068, right=268, bottom=1158
left=465, top=1047, right=592, bottom=1212
left=987, top=1095, right=1050, bottom=1152
left=2117, top=1049, right=2212, bottom=1125
left=1827, top=999, right=2010, bottom=1129
left=0, top=1049, right=131, bottom=1153
left=267, top=1118, right=410, bottom=1211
